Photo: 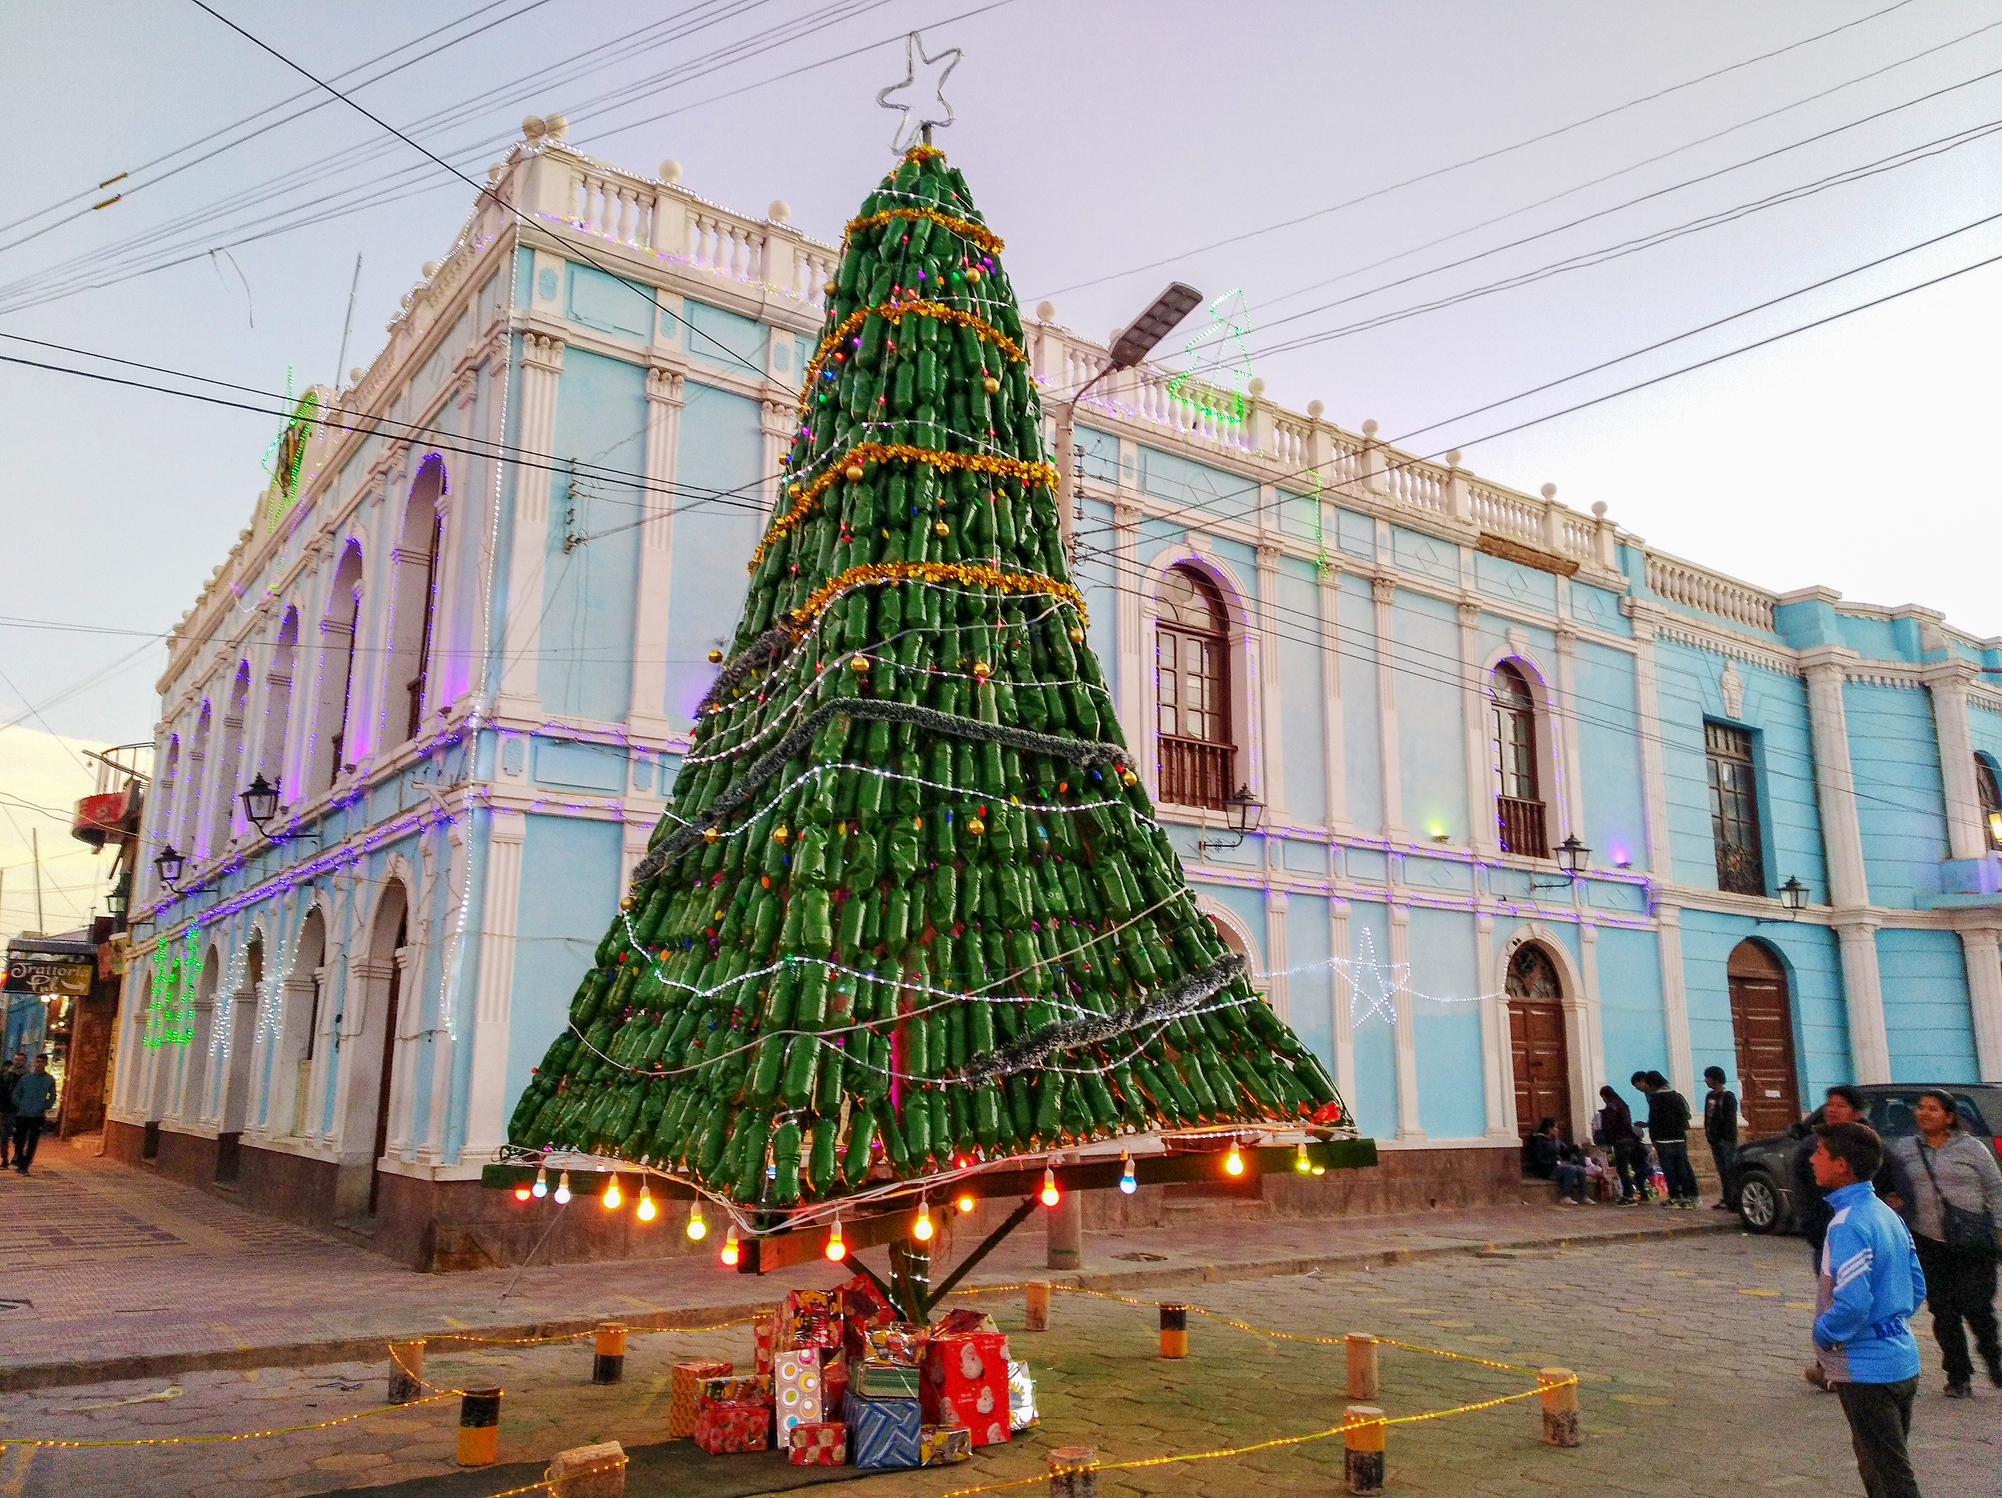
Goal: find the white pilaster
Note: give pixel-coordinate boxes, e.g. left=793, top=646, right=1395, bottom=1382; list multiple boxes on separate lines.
left=1328, top=897, right=1356, bottom=1109
left=1458, top=601, right=1493, bottom=855
left=1925, top=662, right=1987, bottom=860
left=1113, top=501, right=1146, bottom=779
left=1627, top=609, right=1674, bottom=877
left=1320, top=569, right=1348, bottom=832
left=1803, top=648, right=1888, bottom=1079
left=1372, top=575, right=1405, bottom=841
left=1656, top=905, right=1695, bottom=1099
left=1554, top=624, right=1585, bottom=846
left=759, top=397, right=792, bottom=523
left=464, top=809, right=527, bottom=1157
left=1576, top=921, right=1605, bottom=1130
left=1388, top=902, right=1422, bottom=1139
left=496, top=335, right=564, bottom=717
left=1957, top=925, right=2002, bottom=1082
left=385, top=943, right=421, bottom=1158
left=1262, top=888, right=1290, bottom=1024
left=1836, top=920, right=1891, bottom=1083
left=627, top=367, right=686, bottom=742
left=1254, top=543, right=1285, bottom=818
left=1474, top=911, right=1511, bottom=1137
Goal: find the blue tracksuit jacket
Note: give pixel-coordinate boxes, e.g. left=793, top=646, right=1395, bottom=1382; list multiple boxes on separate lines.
left=1812, top=1179, right=1925, bottom=1384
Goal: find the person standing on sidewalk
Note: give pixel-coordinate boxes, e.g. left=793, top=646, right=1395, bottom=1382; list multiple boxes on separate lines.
left=1703, top=1066, right=1740, bottom=1211
left=10, top=1055, right=57, bottom=1174
left=0, top=1050, right=24, bottom=1169
left=1886, top=1089, right=2002, bottom=1398
left=1631, top=1070, right=1699, bottom=1208
left=1597, top=1085, right=1647, bottom=1203
left=1810, top=1120, right=1925, bottom=1498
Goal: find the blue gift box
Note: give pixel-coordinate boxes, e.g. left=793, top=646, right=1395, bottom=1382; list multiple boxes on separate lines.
left=844, top=1390, right=922, bottom=1470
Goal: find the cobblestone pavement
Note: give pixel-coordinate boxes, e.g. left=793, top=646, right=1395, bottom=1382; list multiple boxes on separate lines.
left=0, top=1135, right=1724, bottom=1388
left=1, top=1233, right=1994, bottom=1498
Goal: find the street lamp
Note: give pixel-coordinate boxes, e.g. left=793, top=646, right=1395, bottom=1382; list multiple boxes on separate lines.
left=1051, top=283, right=1204, bottom=560
left=1758, top=876, right=1810, bottom=924
left=154, top=844, right=185, bottom=887
left=1198, top=784, right=1265, bottom=858
left=239, top=774, right=280, bottom=834
left=1532, top=835, right=1591, bottom=890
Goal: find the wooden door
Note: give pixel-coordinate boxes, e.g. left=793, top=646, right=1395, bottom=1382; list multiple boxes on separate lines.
left=1728, top=940, right=1799, bottom=1136
left=1507, top=944, right=1571, bottom=1141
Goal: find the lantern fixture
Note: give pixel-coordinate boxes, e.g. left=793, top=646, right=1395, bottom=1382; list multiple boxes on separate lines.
left=1200, top=785, right=1266, bottom=857
left=1758, top=875, right=1811, bottom=925
left=239, top=773, right=280, bottom=832
left=1531, top=835, right=1591, bottom=890
left=153, top=842, right=214, bottom=897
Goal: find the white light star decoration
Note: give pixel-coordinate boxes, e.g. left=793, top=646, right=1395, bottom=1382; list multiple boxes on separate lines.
left=1247, top=927, right=1502, bottom=1028
left=1166, top=289, right=1255, bottom=431
left=876, top=30, right=961, bottom=153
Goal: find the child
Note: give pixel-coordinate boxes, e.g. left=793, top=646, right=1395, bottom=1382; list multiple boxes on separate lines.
left=1582, top=1145, right=1613, bottom=1204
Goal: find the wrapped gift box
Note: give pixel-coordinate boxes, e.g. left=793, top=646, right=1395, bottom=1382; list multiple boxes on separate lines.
left=1006, top=1360, right=1038, bottom=1432
left=931, top=1307, right=1000, bottom=1339
left=854, top=1359, right=923, bottom=1400
left=774, top=1349, right=823, bottom=1446
left=669, top=1360, right=734, bottom=1439
left=788, top=1421, right=847, bottom=1466
left=780, top=1289, right=842, bottom=1353
left=822, top=1352, right=850, bottom=1414
left=754, top=1310, right=777, bottom=1375
left=844, top=1391, right=921, bottom=1470
left=920, top=1424, right=973, bottom=1466
left=694, top=1398, right=770, bottom=1455
left=861, top=1324, right=925, bottom=1366
left=697, top=1373, right=771, bottom=1406
left=922, top=1332, right=1010, bottom=1447
left=838, top=1275, right=899, bottom=1358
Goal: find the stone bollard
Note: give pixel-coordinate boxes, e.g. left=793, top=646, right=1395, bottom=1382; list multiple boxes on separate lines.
left=1342, top=1405, right=1386, bottom=1495
left=456, top=1387, right=503, bottom=1467
left=1345, top=1333, right=1379, bottom=1400
left=1047, top=1189, right=1082, bottom=1270
left=1047, top=1445, right=1099, bottom=1498
left=387, top=1340, right=425, bottom=1405
left=1158, top=1304, right=1187, bottom=1359
left=548, top=1439, right=627, bottom=1497
left=592, top=1322, right=627, bottom=1385
left=1026, top=1281, right=1051, bottom=1331
left=1538, top=1368, right=1581, bottom=1447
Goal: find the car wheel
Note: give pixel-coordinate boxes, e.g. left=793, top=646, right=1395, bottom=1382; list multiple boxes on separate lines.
left=1738, top=1171, right=1783, bottom=1234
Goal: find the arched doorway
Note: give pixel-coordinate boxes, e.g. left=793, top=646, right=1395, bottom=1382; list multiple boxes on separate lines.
left=1728, top=939, right=1799, bottom=1135
left=1506, top=942, right=1571, bottom=1141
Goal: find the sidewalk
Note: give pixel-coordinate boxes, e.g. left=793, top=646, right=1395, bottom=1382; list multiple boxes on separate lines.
left=0, top=1134, right=1732, bottom=1391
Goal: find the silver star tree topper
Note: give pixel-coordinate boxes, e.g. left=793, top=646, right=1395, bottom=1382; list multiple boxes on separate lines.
left=876, top=30, right=961, bottom=153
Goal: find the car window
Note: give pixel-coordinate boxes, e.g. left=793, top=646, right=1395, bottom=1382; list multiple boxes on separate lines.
left=1867, top=1092, right=1988, bottom=1139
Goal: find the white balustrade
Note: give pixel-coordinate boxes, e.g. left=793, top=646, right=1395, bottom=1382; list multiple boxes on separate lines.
left=1646, top=557, right=1777, bottom=632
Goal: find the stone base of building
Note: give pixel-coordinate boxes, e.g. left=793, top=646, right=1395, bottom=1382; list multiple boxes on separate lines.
left=105, top=1120, right=1538, bottom=1271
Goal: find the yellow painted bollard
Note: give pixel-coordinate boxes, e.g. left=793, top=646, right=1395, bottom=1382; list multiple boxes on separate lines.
left=1046, top=1444, right=1099, bottom=1498
left=1345, top=1333, right=1379, bottom=1400
left=387, top=1339, right=425, bottom=1405
left=1026, top=1281, right=1051, bottom=1332
left=1538, top=1368, right=1581, bottom=1447
left=456, top=1387, right=502, bottom=1467
left=1342, top=1405, right=1385, bottom=1495
left=592, top=1321, right=627, bottom=1385
left=1159, top=1303, right=1187, bottom=1359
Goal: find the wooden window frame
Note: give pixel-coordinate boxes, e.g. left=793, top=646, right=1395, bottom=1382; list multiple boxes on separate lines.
left=1155, top=565, right=1234, bottom=811
left=1490, top=662, right=1547, bottom=858
left=1705, top=720, right=1766, bottom=896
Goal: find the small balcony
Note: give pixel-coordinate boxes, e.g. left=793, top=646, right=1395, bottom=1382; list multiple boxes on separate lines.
left=1714, top=840, right=1766, bottom=897
left=1158, top=737, right=1234, bottom=811
left=1496, top=795, right=1549, bottom=859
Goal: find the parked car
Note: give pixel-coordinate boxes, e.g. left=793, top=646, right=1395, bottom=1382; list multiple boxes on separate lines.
left=1729, top=1083, right=2002, bottom=1234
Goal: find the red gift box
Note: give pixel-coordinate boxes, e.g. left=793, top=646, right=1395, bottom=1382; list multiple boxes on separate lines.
left=781, top=1289, right=843, bottom=1352
left=838, top=1274, right=898, bottom=1357
left=921, top=1333, right=1011, bottom=1448
left=931, top=1308, right=999, bottom=1339
left=694, top=1398, right=771, bottom=1455
left=788, top=1420, right=847, bottom=1466
left=754, top=1311, right=777, bottom=1375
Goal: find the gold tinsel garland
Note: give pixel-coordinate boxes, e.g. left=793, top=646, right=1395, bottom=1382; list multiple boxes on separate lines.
left=749, top=442, right=1060, bottom=567
left=785, top=559, right=1086, bottom=633
left=799, top=297, right=1028, bottom=410
left=841, top=206, right=1004, bottom=258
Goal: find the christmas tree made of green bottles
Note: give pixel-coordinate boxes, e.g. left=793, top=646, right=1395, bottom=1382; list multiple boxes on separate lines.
left=507, top=143, right=1344, bottom=1210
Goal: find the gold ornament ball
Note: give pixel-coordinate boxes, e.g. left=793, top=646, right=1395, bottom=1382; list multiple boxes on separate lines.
left=1119, top=769, right=1139, bottom=787
left=982, top=375, right=999, bottom=394
left=972, top=660, right=991, bottom=679
left=966, top=267, right=983, bottom=282
left=844, top=462, right=865, bottom=482
left=934, top=520, right=950, bottom=537
left=703, top=827, right=721, bottom=844
left=965, top=815, right=986, bottom=836
left=850, top=653, right=872, bottom=673
left=773, top=824, right=791, bottom=845
left=1068, top=626, right=1085, bottom=643
left=824, top=281, right=837, bottom=295
left=619, top=894, right=636, bottom=911
left=706, top=648, right=723, bottom=663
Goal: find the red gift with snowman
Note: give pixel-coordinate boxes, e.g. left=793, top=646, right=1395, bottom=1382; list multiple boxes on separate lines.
left=919, top=1332, right=1011, bottom=1448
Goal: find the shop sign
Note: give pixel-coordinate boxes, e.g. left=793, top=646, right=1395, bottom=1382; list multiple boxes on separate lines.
left=4, top=954, right=94, bottom=996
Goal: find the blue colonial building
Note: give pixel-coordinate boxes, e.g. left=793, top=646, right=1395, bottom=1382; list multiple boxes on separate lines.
left=108, top=118, right=2002, bottom=1265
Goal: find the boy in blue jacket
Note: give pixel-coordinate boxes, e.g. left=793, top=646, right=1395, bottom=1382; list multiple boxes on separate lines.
left=1811, top=1120, right=1926, bottom=1498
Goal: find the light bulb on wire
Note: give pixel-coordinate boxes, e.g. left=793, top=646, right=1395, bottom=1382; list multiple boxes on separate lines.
left=1295, top=1143, right=1312, bottom=1173
left=636, top=1183, right=656, bottom=1222
left=1119, top=1151, right=1137, bottom=1195
left=687, top=1201, right=707, bottom=1241
left=554, top=1171, right=572, bottom=1205
left=514, top=1182, right=531, bottom=1201
left=721, top=1228, right=740, bottom=1267
left=1224, top=1142, right=1245, bottom=1177
left=1040, top=1166, right=1060, bottom=1207
left=826, top=1214, right=846, bottom=1260
left=531, top=1166, right=548, bottom=1199
left=602, top=1174, right=622, bottom=1211
left=913, top=1197, right=934, bottom=1242
left=957, top=1192, right=976, bottom=1214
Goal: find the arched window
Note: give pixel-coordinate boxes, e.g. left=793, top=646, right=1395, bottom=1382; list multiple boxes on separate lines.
left=257, top=609, right=299, bottom=806
left=1156, top=565, right=1232, bottom=809
left=1977, top=755, right=2002, bottom=853
left=211, top=661, right=251, bottom=849
left=387, top=459, right=445, bottom=747
left=1490, top=662, right=1547, bottom=857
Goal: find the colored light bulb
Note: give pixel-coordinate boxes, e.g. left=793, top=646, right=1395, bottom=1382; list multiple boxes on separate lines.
left=554, top=1170, right=572, bottom=1204
left=913, top=1197, right=934, bottom=1242
left=826, top=1215, right=846, bottom=1260
left=721, top=1228, right=740, bottom=1267
left=513, top=1184, right=531, bottom=1201
left=1119, top=1150, right=1137, bottom=1195
left=602, top=1174, right=622, bottom=1211
left=1040, top=1166, right=1060, bottom=1207
left=957, top=1193, right=976, bottom=1214
left=1295, top=1143, right=1312, bottom=1173
left=687, top=1201, right=707, bottom=1240
left=636, top=1184, right=655, bottom=1222
left=531, top=1166, right=548, bottom=1199
left=1224, top=1143, right=1245, bottom=1177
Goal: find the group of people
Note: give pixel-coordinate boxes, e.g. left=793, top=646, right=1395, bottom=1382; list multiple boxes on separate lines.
left=1523, top=1068, right=1726, bottom=1208
left=0, top=1050, right=57, bottom=1173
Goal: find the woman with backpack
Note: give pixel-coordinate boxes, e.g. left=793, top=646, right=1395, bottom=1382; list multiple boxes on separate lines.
left=1886, top=1089, right=2002, bottom=1398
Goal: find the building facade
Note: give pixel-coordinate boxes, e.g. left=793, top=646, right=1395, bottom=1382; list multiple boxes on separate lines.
left=109, top=120, right=2002, bottom=1266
